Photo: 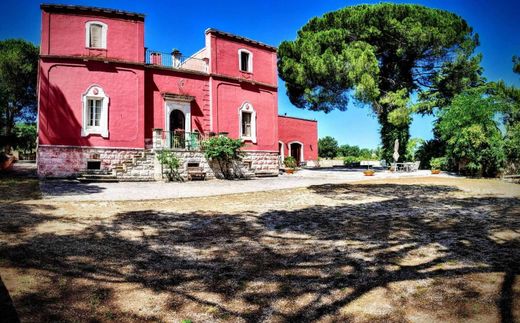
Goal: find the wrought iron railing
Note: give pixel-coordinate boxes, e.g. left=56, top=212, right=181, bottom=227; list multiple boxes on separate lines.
left=145, top=49, right=208, bottom=73
left=163, top=130, right=204, bottom=150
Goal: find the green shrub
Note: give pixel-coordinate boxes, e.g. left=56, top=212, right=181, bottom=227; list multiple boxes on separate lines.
left=202, top=136, right=244, bottom=179
left=343, top=155, right=361, bottom=166
left=283, top=156, right=297, bottom=169
left=156, top=150, right=182, bottom=181
left=430, top=157, right=446, bottom=170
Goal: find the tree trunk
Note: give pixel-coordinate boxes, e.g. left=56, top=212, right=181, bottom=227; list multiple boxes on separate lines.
left=378, top=107, right=410, bottom=163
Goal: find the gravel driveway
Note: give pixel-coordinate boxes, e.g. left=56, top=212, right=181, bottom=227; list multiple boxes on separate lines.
left=40, top=169, right=451, bottom=201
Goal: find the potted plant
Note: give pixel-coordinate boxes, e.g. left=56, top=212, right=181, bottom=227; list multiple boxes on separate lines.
left=430, top=157, right=446, bottom=174
left=283, top=156, right=297, bottom=174
left=363, top=168, right=375, bottom=176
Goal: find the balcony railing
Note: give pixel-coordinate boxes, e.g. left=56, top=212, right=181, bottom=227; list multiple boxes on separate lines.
left=145, top=49, right=208, bottom=73
left=163, top=130, right=205, bottom=151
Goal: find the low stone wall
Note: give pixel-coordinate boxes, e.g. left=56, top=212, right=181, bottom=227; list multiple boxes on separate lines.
left=37, top=145, right=146, bottom=178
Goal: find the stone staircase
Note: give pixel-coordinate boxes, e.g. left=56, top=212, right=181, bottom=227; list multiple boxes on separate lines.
left=112, top=151, right=155, bottom=181
left=77, top=151, right=155, bottom=182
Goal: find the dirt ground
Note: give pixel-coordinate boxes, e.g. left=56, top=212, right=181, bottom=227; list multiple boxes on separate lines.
left=0, top=176, right=519, bottom=322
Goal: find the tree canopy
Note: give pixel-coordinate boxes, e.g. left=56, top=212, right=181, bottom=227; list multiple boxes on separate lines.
left=0, top=39, right=39, bottom=152
left=278, top=3, right=480, bottom=161
left=437, top=87, right=506, bottom=176
left=318, top=136, right=338, bottom=158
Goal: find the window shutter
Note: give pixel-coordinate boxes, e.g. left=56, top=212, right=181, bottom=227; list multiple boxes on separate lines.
left=90, top=24, right=102, bottom=48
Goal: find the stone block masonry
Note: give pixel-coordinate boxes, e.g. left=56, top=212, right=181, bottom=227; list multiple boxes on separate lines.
left=37, top=145, right=149, bottom=178
left=38, top=145, right=279, bottom=180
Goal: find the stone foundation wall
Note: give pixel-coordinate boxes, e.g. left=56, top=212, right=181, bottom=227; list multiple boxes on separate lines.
left=38, top=145, right=280, bottom=180
left=242, top=151, right=279, bottom=175
left=37, top=145, right=146, bottom=178
left=154, top=150, right=216, bottom=181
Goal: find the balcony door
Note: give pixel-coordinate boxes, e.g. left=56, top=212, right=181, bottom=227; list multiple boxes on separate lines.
left=164, top=101, right=191, bottom=148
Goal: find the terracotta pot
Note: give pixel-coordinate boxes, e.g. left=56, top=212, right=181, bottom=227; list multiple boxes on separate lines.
left=363, top=170, right=375, bottom=176
left=286, top=169, right=295, bottom=174
left=431, top=169, right=441, bottom=174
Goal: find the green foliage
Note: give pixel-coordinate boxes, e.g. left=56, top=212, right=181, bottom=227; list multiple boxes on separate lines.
left=318, top=136, right=338, bottom=158
left=202, top=136, right=244, bottom=179
left=278, top=3, right=480, bottom=161
left=429, top=157, right=446, bottom=170
left=343, top=155, right=362, bottom=166
left=337, top=144, right=381, bottom=160
left=0, top=39, right=39, bottom=152
left=405, top=137, right=425, bottom=161
left=513, top=55, right=520, bottom=75
left=202, top=136, right=244, bottom=162
left=415, top=138, right=446, bottom=170
left=156, top=150, right=182, bottom=182
left=437, top=87, right=506, bottom=176
left=283, top=156, right=297, bottom=169
left=12, top=123, right=36, bottom=155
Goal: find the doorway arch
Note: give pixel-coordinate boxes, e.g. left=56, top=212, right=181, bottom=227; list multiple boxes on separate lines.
left=288, top=141, right=304, bottom=165
left=169, top=109, right=185, bottom=133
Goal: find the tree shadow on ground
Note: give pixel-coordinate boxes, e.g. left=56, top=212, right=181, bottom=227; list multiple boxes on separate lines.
left=0, top=184, right=518, bottom=322
left=39, top=180, right=106, bottom=198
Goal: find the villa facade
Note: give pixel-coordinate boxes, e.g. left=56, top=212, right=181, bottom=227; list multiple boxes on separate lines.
left=37, top=4, right=318, bottom=179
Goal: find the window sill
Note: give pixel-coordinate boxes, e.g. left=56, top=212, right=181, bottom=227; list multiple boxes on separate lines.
left=81, top=128, right=109, bottom=138
left=86, top=47, right=107, bottom=51
left=240, top=137, right=257, bottom=143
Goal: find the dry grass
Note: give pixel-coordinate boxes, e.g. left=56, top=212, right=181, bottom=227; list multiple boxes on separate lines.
left=0, top=177, right=519, bottom=322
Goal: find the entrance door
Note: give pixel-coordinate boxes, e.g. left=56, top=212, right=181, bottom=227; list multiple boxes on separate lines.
left=169, top=110, right=185, bottom=148
left=290, top=142, right=302, bottom=165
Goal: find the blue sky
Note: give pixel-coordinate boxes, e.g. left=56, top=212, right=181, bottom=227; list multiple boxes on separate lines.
left=1, top=0, right=518, bottom=148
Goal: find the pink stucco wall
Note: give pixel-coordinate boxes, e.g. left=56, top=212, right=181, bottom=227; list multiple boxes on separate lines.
left=212, top=80, right=278, bottom=152
left=207, top=31, right=277, bottom=86
left=278, top=116, right=318, bottom=161
left=41, top=10, right=144, bottom=62
left=38, top=59, right=145, bottom=148
left=145, top=69, right=210, bottom=139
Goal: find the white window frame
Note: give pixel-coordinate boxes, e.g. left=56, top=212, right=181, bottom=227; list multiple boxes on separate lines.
left=81, top=85, right=109, bottom=138
left=85, top=21, right=108, bottom=49
left=238, top=49, right=253, bottom=73
left=239, top=102, right=256, bottom=143
left=288, top=141, right=305, bottom=163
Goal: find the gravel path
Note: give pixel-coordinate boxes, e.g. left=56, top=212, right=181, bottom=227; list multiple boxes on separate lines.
left=40, top=169, right=455, bottom=201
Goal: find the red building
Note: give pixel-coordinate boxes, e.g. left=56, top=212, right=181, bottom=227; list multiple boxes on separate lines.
left=37, top=4, right=318, bottom=179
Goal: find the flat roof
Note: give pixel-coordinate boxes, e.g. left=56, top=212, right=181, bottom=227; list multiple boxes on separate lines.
left=205, top=28, right=277, bottom=51
left=278, top=115, right=317, bottom=122
left=40, top=4, right=145, bottom=21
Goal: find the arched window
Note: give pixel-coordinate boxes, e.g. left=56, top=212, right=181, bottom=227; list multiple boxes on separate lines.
left=239, top=102, right=256, bottom=143
left=238, top=49, right=253, bottom=73
left=81, top=85, right=109, bottom=138
left=85, top=21, right=108, bottom=49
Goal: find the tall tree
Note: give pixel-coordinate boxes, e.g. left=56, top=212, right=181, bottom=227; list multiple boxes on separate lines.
left=318, top=136, right=338, bottom=158
left=278, top=3, right=480, bottom=161
left=0, top=39, right=39, bottom=152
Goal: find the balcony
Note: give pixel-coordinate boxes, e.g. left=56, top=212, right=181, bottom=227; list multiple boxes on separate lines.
left=145, top=49, right=208, bottom=73
left=153, top=129, right=206, bottom=151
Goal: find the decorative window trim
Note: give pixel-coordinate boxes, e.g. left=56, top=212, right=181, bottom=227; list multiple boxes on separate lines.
left=288, top=141, right=304, bottom=162
left=81, top=85, right=109, bottom=138
left=238, top=49, right=253, bottom=73
left=239, top=101, right=256, bottom=143
left=85, top=21, right=108, bottom=49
